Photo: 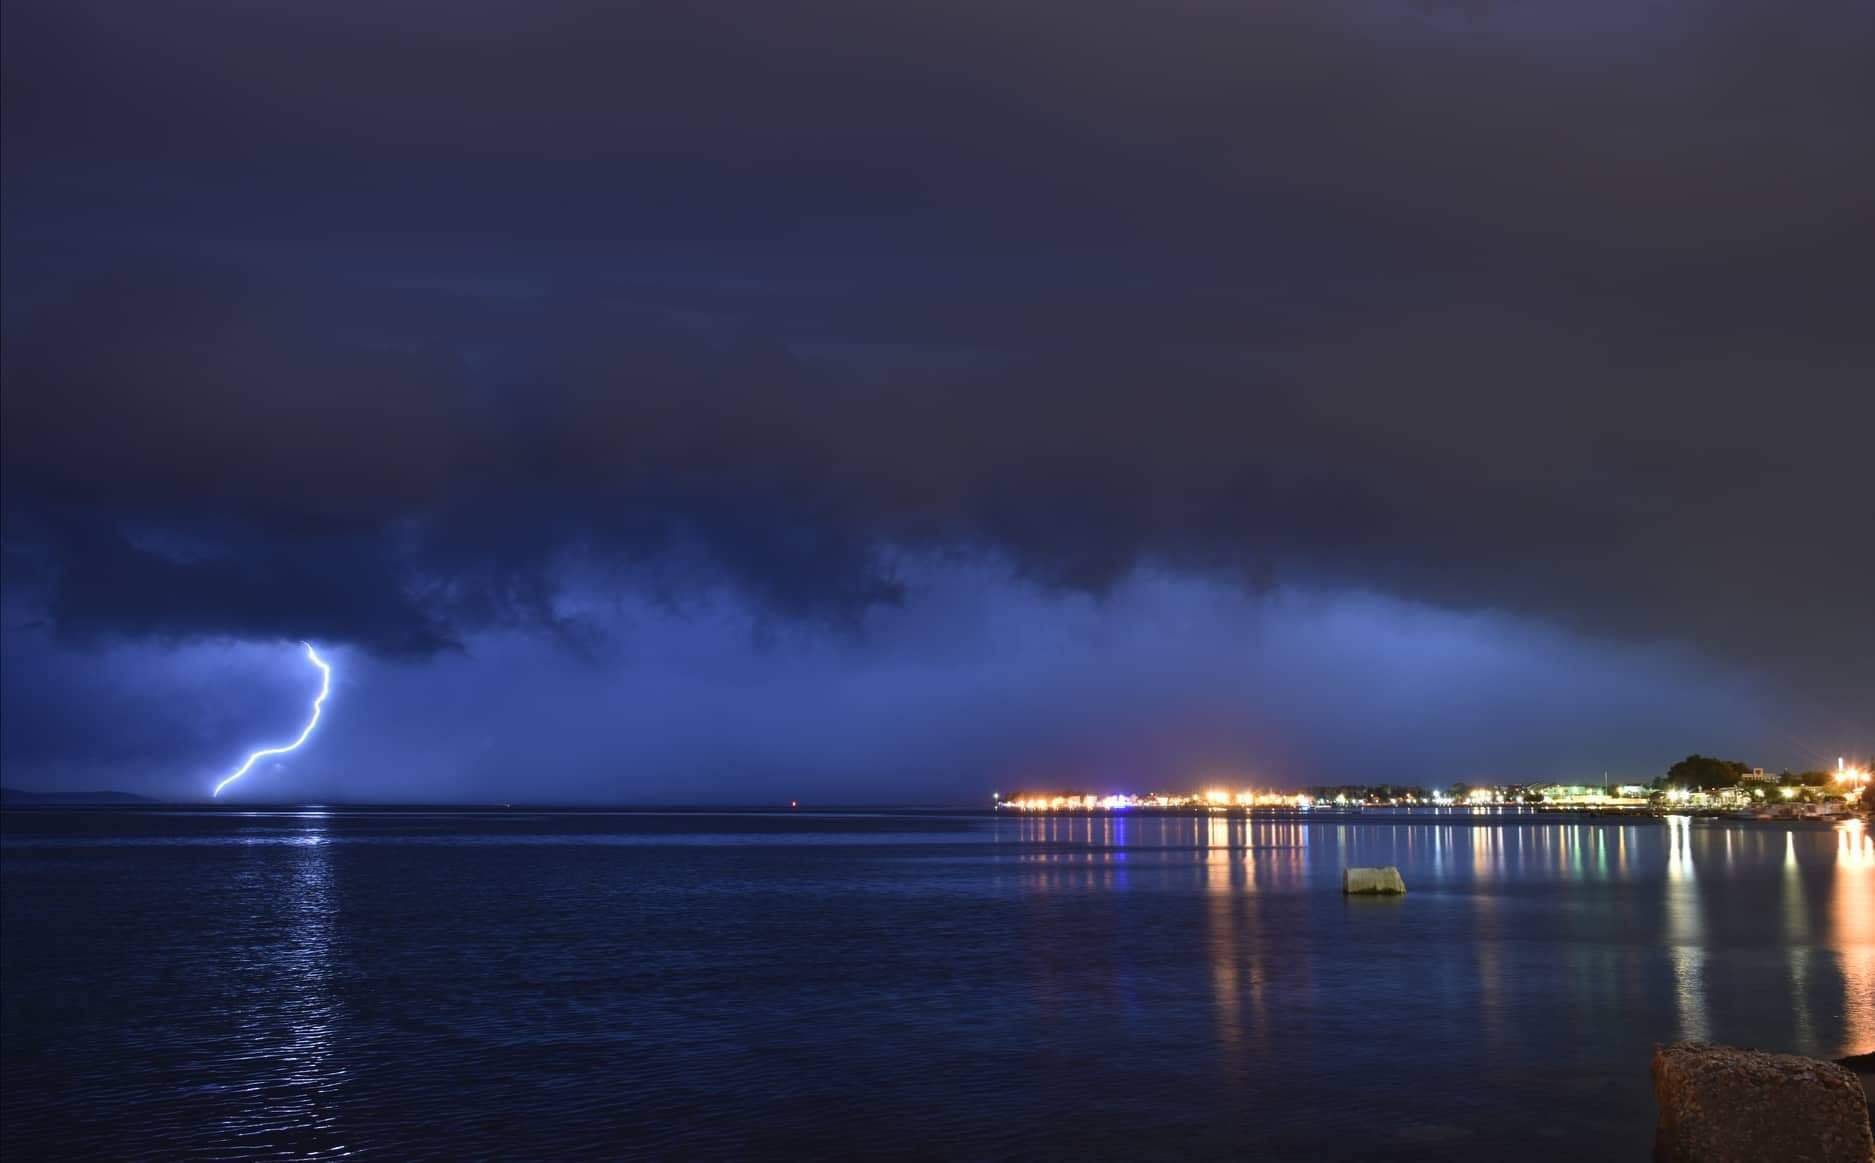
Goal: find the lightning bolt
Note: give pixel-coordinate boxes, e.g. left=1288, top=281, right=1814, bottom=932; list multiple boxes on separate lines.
left=212, top=641, right=332, bottom=798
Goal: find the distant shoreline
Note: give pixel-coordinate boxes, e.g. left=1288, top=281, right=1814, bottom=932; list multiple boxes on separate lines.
left=2, top=800, right=1864, bottom=827
left=0, top=787, right=156, bottom=805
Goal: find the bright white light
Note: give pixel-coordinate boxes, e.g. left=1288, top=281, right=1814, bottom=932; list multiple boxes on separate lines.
left=212, top=642, right=332, bottom=798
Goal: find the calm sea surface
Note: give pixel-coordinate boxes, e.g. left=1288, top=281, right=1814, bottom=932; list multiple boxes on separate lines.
left=3, top=808, right=1871, bottom=1160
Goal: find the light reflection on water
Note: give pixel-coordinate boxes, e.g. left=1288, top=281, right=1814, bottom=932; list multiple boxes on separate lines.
left=1836, top=821, right=1875, bottom=1051
left=1001, top=811, right=1873, bottom=1062
left=209, top=813, right=352, bottom=1158
left=3, top=808, right=1872, bottom=1160
left=1663, top=815, right=1709, bottom=1042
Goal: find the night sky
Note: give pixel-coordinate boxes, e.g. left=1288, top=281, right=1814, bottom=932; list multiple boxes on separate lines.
left=3, top=0, right=1869, bottom=802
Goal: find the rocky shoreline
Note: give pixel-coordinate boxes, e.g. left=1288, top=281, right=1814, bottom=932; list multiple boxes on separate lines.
left=1652, top=1043, right=1873, bottom=1161
left=1840, top=1053, right=1875, bottom=1111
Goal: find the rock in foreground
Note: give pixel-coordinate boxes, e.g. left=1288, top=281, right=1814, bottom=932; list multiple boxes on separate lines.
left=1341, top=866, right=1405, bottom=895
left=1652, top=1042, right=1873, bottom=1162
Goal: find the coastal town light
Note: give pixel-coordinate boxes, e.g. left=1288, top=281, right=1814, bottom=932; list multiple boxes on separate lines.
left=1834, top=757, right=1869, bottom=785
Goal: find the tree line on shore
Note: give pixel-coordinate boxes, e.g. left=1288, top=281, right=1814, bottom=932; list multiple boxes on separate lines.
left=1662, top=754, right=1835, bottom=791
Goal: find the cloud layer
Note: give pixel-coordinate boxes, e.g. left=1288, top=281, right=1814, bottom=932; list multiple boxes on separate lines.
left=3, top=0, right=1870, bottom=792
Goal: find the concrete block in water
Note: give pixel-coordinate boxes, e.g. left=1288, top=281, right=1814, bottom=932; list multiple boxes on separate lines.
left=1342, top=866, right=1406, bottom=895
left=1652, top=1042, right=1873, bottom=1162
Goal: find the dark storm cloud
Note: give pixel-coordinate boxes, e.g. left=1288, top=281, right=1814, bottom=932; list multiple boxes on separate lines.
left=3, top=0, right=1872, bottom=717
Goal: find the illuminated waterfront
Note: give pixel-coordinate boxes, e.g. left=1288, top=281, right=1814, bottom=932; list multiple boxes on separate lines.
left=997, top=762, right=1870, bottom=816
